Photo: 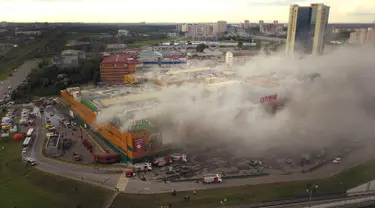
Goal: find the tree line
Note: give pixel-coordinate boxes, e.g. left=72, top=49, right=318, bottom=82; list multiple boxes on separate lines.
left=11, top=55, right=102, bottom=101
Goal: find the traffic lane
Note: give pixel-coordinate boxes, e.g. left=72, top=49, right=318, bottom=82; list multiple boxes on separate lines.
left=34, top=161, right=118, bottom=190
left=0, top=61, right=38, bottom=99
left=1, top=61, right=36, bottom=88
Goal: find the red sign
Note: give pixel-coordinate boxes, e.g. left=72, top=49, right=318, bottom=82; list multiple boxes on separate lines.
left=260, top=94, right=278, bottom=103
left=133, top=138, right=144, bottom=152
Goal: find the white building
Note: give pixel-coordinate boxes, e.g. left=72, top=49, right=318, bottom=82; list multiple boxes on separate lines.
left=117, top=29, right=130, bottom=37
left=58, top=50, right=86, bottom=68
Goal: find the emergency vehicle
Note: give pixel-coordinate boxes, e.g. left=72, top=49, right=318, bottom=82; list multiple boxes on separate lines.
left=203, top=174, right=223, bottom=184
left=170, top=153, right=188, bottom=162
left=125, top=169, right=136, bottom=177
left=152, top=155, right=173, bottom=167
left=133, top=162, right=152, bottom=171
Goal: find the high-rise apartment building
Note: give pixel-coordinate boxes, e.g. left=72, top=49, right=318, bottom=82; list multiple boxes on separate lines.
left=259, top=20, right=264, bottom=32
left=349, top=28, right=375, bottom=44
left=244, top=20, right=250, bottom=29
left=215, top=21, right=227, bottom=33
left=176, top=23, right=188, bottom=32
left=186, top=23, right=214, bottom=38
left=285, top=3, right=330, bottom=56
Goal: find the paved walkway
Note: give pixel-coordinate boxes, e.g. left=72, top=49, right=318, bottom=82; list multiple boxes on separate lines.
left=115, top=173, right=129, bottom=192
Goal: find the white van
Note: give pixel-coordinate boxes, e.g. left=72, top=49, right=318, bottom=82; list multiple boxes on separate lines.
left=24, top=157, right=37, bottom=166
left=26, top=128, right=34, bottom=136
left=203, top=174, right=223, bottom=184
left=133, top=163, right=152, bottom=171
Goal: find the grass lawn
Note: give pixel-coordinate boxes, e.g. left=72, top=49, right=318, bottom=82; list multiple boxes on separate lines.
left=113, top=159, right=375, bottom=208
left=0, top=138, right=112, bottom=208
left=0, top=37, right=55, bottom=81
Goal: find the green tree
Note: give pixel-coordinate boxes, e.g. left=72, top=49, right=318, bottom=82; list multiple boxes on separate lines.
left=255, top=39, right=262, bottom=50
left=196, top=43, right=207, bottom=52
left=237, top=41, right=243, bottom=48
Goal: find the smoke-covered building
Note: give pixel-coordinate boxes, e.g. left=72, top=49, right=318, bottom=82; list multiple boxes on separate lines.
left=59, top=68, right=282, bottom=163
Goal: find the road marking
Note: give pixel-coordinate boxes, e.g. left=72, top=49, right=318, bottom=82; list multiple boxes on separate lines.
left=116, top=173, right=129, bottom=192
left=80, top=126, right=106, bottom=153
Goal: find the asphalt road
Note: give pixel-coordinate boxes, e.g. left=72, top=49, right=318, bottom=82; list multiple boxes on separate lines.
left=27, top=107, right=122, bottom=190
left=0, top=60, right=39, bottom=101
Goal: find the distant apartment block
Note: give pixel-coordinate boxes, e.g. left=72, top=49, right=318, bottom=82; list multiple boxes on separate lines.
left=176, top=23, right=188, bottom=32
left=285, top=3, right=330, bottom=56
left=244, top=20, right=250, bottom=29
left=258, top=20, right=282, bottom=35
left=214, top=21, right=227, bottom=33
left=186, top=23, right=214, bottom=38
left=349, top=28, right=375, bottom=44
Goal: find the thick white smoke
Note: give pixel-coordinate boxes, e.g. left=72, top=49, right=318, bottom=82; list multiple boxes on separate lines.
left=97, top=45, right=375, bottom=156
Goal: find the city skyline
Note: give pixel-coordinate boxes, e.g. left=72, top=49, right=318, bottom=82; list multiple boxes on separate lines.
left=0, top=0, right=374, bottom=23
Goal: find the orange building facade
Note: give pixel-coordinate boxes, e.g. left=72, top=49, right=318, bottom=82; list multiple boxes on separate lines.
left=59, top=89, right=171, bottom=163
left=100, top=54, right=141, bottom=84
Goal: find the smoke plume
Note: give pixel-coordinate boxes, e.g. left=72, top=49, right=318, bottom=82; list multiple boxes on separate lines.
left=97, top=45, right=375, bottom=156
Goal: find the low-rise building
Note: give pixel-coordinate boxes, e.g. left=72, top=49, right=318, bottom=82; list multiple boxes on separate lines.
left=118, top=29, right=130, bottom=37
left=57, top=50, right=86, bottom=68
left=139, top=49, right=186, bottom=67
left=225, top=50, right=259, bottom=66
left=45, top=134, right=61, bottom=157
left=100, top=54, right=142, bottom=84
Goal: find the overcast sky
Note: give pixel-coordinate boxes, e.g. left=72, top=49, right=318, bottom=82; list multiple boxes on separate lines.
left=0, top=0, right=374, bottom=23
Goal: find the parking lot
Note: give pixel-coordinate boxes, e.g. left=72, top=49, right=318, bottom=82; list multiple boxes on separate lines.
left=42, top=105, right=123, bottom=164
left=42, top=106, right=94, bottom=163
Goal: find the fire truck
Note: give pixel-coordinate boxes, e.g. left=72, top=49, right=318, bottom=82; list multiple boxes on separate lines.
left=152, top=155, right=173, bottom=167
left=170, top=153, right=188, bottom=162
left=133, top=162, right=152, bottom=171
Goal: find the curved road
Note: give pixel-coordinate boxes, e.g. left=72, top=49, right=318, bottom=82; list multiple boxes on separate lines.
left=27, top=108, right=121, bottom=190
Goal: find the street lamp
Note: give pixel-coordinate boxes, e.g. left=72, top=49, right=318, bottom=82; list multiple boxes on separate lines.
left=306, top=184, right=318, bottom=207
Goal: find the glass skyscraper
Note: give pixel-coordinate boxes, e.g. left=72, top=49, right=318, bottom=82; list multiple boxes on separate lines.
left=285, top=4, right=330, bottom=56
